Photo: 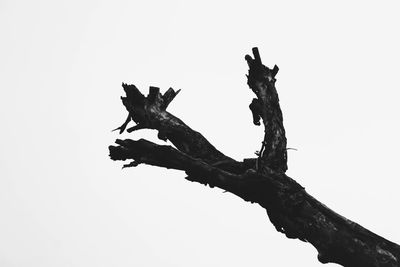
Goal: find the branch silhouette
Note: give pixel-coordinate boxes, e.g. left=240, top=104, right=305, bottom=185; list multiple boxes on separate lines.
left=109, top=48, right=400, bottom=267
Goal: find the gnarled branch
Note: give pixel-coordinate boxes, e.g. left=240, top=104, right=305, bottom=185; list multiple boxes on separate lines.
left=113, top=83, right=252, bottom=174
left=246, top=47, right=287, bottom=173
left=108, top=48, right=400, bottom=267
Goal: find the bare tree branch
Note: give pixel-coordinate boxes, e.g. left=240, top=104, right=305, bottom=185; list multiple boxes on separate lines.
left=245, top=47, right=287, bottom=173
left=108, top=48, right=400, bottom=267
left=113, top=82, right=255, bottom=174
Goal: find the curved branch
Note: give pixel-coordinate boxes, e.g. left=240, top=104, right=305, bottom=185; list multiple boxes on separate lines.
left=245, top=48, right=287, bottom=173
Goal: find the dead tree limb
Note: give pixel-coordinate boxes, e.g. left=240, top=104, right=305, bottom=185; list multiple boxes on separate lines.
left=108, top=48, right=400, bottom=266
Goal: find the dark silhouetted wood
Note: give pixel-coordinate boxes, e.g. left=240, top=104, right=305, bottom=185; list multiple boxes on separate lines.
left=108, top=48, right=400, bottom=266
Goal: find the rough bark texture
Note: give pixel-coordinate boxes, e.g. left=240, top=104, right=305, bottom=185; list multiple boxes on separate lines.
left=108, top=48, right=400, bottom=266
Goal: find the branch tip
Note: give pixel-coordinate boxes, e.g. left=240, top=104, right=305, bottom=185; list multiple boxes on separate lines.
left=127, top=124, right=145, bottom=133
left=252, top=47, right=262, bottom=64
left=148, top=86, right=160, bottom=103
left=272, top=65, right=279, bottom=77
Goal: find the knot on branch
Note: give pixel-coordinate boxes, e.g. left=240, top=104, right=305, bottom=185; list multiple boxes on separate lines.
left=249, top=98, right=262, bottom=126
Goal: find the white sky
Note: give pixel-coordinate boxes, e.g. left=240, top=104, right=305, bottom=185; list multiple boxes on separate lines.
left=1, top=1, right=400, bottom=266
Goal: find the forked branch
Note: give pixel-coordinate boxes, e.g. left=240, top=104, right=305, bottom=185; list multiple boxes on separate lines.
left=108, top=48, right=400, bottom=266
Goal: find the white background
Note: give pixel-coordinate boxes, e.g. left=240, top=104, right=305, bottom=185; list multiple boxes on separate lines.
left=1, top=1, right=399, bottom=266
